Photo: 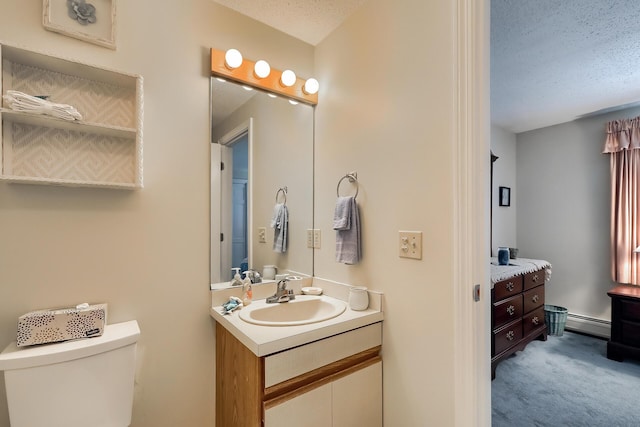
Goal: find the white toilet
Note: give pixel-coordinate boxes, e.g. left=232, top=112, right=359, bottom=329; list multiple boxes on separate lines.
left=0, top=320, right=140, bottom=427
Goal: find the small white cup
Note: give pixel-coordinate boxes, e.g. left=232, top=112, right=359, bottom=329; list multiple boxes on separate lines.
left=348, top=286, right=369, bottom=311
left=263, top=265, right=277, bottom=280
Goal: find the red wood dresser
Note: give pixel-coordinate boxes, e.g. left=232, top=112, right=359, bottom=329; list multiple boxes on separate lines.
left=607, top=285, right=640, bottom=362
left=491, top=266, right=548, bottom=379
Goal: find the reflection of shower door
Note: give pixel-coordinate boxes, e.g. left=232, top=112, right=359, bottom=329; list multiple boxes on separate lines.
left=232, top=179, right=248, bottom=272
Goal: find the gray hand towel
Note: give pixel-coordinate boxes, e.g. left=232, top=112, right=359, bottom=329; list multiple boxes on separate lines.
left=333, top=196, right=352, bottom=230
left=271, top=203, right=288, bottom=253
left=333, top=196, right=361, bottom=264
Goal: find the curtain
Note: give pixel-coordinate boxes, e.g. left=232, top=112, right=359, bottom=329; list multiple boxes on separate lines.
left=604, top=117, right=640, bottom=285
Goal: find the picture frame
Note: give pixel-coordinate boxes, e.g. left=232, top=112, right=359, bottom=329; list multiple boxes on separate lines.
left=499, top=186, right=511, bottom=207
left=43, top=0, right=117, bottom=50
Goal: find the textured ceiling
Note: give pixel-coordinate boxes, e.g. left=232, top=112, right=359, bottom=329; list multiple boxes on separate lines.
left=212, top=1, right=640, bottom=133
left=492, top=0, right=640, bottom=133
left=213, top=0, right=368, bottom=45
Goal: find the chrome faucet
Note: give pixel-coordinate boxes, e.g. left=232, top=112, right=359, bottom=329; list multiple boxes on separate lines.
left=266, top=279, right=295, bottom=303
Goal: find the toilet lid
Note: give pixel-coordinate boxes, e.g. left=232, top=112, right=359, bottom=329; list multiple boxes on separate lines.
left=0, top=320, right=139, bottom=371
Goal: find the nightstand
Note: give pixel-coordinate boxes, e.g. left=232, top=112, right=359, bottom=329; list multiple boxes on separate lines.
left=607, top=285, right=640, bottom=362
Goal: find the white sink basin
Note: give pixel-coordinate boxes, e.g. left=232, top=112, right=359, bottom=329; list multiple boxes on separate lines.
left=238, top=295, right=347, bottom=326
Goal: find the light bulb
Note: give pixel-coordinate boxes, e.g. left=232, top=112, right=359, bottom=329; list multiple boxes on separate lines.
left=289, top=100, right=299, bottom=105
left=254, top=60, right=271, bottom=78
left=280, top=69, right=296, bottom=87
left=242, top=85, right=253, bottom=91
left=303, top=78, right=319, bottom=95
left=267, top=93, right=277, bottom=98
left=224, top=49, right=243, bottom=69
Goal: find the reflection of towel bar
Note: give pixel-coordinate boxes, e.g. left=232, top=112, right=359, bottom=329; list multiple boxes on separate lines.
left=276, top=186, right=287, bottom=204
left=337, top=172, right=358, bottom=198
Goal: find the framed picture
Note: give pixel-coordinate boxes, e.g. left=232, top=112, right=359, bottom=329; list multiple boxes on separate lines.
left=43, top=0, right=117, bottom=49
left=499, top=186, right=511, bottom=207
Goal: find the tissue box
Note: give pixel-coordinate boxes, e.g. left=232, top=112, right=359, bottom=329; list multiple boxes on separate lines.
left=16, top=303, right=107, bottom=347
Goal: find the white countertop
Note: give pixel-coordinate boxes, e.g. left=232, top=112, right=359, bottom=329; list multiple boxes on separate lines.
left=210, top=277, right=384, bottom=357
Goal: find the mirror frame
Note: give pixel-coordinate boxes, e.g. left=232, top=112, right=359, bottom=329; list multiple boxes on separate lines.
left=210, top=48, right=317, bottom=285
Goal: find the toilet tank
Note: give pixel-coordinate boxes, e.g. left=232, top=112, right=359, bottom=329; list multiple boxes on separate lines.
left=0, top=320, right=140, bottom=427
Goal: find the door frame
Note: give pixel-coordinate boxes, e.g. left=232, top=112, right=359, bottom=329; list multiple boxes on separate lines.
left=453, top=0, right=491, bottom=425
left=210, top=118, right=254, bottom=284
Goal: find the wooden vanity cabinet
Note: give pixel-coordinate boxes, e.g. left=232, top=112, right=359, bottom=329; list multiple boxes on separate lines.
left=491, top=269, right=547, bottom=379
left=216, top=322, right=382, bottom=427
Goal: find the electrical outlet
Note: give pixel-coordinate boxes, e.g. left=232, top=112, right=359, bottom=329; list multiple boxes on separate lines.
left=307, top=229, right=314, bottom=248
left=399, top=231, right=422, bottom=259
left=313, top=229, right=321, bottom=248
left=258, top=227, right=266, bottom=243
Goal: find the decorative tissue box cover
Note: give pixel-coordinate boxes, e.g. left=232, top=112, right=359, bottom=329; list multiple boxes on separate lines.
left=16, top=303, right=107, bottom=347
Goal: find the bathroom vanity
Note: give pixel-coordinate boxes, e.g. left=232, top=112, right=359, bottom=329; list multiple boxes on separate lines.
left=210, top=279, right=383, bottom=427
left=491, top=259, right=549, bottom=379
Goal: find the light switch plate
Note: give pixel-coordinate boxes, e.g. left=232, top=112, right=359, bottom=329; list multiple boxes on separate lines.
left=313, top=229, right=321, bottom=248
left=307, top=229, right=314, bottom=248
left=258, top=227, right=266, bottom=243
left=399, top=231, right=422, bottom=259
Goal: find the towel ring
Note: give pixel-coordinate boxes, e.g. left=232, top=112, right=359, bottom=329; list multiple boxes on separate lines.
left=275, top=187, right=287, bottom=204
left=336, top=173, right=358, bottom=198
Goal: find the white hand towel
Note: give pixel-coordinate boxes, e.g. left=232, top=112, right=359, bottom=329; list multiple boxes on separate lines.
left=334, top=196, right=361, bottom=264
left=3, top=90, right=83, bottom=121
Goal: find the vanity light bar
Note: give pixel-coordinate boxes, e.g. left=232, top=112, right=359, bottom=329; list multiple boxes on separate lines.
left=210, top=48, right=318, bottom=106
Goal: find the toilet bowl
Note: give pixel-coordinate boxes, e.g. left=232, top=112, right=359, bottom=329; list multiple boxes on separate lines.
left=0, top=320, right=140, bottom=427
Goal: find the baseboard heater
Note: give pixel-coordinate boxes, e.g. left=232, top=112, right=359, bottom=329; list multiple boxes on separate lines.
left=565, top=312, right=610, bottom=339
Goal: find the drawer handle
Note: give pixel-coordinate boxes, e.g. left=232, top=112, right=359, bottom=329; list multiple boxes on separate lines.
left=506, top=282, right=514, bottom=292
left=532, top=316, right=539, bottom=325
left=506, top=330, right=515, bottom=341
left=532, top=295, right=539, bottom=303
left=507, top=305, right=515, bottom=316
left=533, top=274, right=539, bottom=282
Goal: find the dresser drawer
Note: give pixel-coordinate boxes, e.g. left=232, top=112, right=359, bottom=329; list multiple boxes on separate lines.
left=493, top=276, right=523, bottom=301
left=523, top=285, right=545, bottom=313
left=621, top=320, right=640, bottom=346
left=523, top=306, right=545, bottom=336
left=620, top=299, right=640, bottom=321
left=524, top=269, right=545, bottom=290
left=493, top=319, right=522, bottom=355
left=493, top=294, right=523, bottom=329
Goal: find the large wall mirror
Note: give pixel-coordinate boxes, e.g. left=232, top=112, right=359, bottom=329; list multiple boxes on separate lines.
left=210, top=78, right=314, bottom=284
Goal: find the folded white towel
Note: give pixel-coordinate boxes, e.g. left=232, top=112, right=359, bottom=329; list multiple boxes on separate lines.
left=334, top=196, right=361, bottom=264
left=3, top=90, right=83, bottom=121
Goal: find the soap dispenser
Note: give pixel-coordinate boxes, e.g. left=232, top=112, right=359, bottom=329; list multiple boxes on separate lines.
left=242, top=271, right=253, bottom=305
left=230, top=268, right=243, bottom=287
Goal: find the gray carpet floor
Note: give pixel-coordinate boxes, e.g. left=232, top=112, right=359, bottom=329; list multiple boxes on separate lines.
left=492, top=331, right=640, bottom=427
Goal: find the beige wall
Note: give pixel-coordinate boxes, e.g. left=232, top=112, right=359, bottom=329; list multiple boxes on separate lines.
left=491, top=125, right=517, bottom=256
left=0, top=1, right=313, bottom=426
left=516, top=107, right=640, bottom=324
left=314, top=0, right=461, bottom=424
left=0, top=1, right=487, bottom=426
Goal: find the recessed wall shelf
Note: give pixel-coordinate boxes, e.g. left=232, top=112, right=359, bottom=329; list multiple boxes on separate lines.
left=0, top=43, right=143, bottom=189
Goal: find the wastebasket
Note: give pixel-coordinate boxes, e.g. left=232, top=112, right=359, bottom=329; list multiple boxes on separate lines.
left=544, top=304, right=568, bottom=336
